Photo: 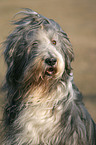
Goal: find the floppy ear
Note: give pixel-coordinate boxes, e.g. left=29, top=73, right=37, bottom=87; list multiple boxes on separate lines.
left=4, top=33, right=28, bottom=87
left=61, top=32, right=74, bottom=75
left=64, top=39, right=74, bottom=62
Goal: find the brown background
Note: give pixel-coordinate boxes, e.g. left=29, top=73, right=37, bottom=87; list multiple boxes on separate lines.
left=0, top=0, right=96, bottom=128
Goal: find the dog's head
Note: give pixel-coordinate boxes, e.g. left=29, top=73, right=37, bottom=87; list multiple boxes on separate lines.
left=4, top=9, right=74, bottom=90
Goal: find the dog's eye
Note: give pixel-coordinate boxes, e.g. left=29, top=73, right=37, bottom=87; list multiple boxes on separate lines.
left=52, top=40, right=56, bottom=45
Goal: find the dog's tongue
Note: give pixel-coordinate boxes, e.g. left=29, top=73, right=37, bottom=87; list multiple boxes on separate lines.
left=46, top=67, right=54, bottom=76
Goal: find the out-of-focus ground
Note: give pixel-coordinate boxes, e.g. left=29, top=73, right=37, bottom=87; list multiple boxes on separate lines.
left=0, top=0, right=96, bottom=128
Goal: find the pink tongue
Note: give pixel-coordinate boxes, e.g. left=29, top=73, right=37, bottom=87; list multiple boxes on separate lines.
left=46, top=67, right=54, bottom=75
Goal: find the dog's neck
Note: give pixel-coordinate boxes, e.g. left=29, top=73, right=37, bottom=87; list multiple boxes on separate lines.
left=24, top=74, right=75, bottom=109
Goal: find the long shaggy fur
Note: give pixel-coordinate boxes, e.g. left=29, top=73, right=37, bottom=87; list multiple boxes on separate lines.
left=1, top=9, right=96, bottom=145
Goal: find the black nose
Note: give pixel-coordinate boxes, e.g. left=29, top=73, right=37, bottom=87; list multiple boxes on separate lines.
left=45, top=58, right=57, bottom=66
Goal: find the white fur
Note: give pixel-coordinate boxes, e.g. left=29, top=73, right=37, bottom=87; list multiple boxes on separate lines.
left=11, top=76, right=75, bottom=145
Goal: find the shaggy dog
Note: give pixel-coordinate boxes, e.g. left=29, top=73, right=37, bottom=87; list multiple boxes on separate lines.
left=2, top=9, right=96, bottom=145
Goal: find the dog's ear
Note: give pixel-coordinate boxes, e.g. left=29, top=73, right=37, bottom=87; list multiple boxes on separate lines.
left=4, top=33, right=28, bottom=86
left=65, top=40, right=74, bottom=75
left=65, top=39, right=74, bottom=63
left=66, top=47, right=74, bottom=75
left=61, top=32, right=74, bottom=75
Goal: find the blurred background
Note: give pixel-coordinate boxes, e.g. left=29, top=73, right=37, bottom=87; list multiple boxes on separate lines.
left=0, top=0, right=96, bottom=127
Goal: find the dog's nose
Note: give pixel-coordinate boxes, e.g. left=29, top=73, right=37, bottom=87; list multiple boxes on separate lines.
left=45, top=58, right=57, bottom=66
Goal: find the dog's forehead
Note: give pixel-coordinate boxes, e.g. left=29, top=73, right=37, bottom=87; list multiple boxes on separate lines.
left=35, top=19, right=67, bottom=43
left=36, top=20, right=63, bottom=41
left=36, top=28, right=59, bottom=43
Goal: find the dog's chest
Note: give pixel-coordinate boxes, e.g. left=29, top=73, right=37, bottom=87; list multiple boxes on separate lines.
left=18, top=83, right=66, bottom=144
left=20, top=102, right=63, bottom=144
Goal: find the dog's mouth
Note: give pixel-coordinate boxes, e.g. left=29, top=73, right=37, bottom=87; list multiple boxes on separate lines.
left=45, top=66, right=57, bottom=76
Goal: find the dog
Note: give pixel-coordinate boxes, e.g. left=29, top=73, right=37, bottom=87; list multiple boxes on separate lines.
left=2, top=9, right=96, bottom=145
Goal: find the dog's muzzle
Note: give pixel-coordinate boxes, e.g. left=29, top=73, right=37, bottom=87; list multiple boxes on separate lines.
left=45, top=57, right=57, bottom=76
